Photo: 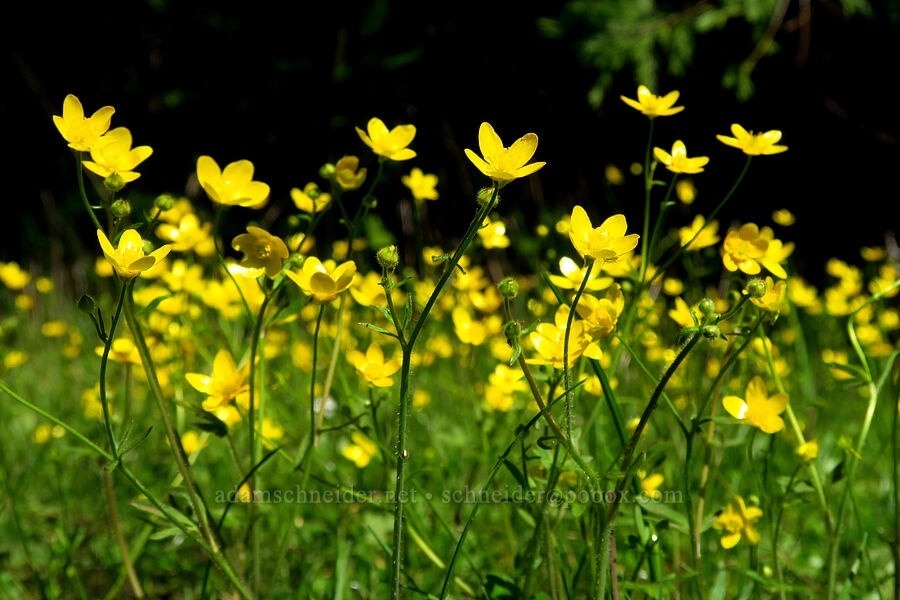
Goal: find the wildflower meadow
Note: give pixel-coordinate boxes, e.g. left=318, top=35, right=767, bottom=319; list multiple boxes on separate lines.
left=3, top=4, right=899, bottom=599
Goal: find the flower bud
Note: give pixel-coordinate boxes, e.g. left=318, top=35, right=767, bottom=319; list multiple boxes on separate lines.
left=104, top=173, right=126, bottom=193
left=319, top=162, right=336, bottom=180
left=142, top=239, right=155, bottom=255
left=154, top=194, right=176, bottom=211
left=111, top=199, right=131, bottom=218
left=504, top=320, right=522, bottom=339
left=698, top=298, right=717, bottom=316
left=376, top=245, right=399, bottom=272
left=498, top=277, right=519, bottom=299
left=701, top=324, right=722, bottom=340
left=476, top=186, right=498, bottom=206
left=746, top=278, right=767, bottom=298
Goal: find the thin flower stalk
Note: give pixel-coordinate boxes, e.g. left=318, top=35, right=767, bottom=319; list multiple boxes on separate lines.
left=563, top=257, right=594, bottom=441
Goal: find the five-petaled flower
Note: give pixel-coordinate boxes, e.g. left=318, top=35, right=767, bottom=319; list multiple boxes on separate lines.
left=291, top=182, right=332, bottom=213
left=620, top=86, right=684, bottom=117
left=82, top=127, right=153, bottom=183
left=722, top=375, right=789, bottom=433
left=568, top=205, right=640, bottom=262
left=653, top=140, right=708, bottom=174
left=231, top=226, right=289, bottom=279
left=716, top=124, right=787, bottom=155
left=401, top=167, right=439, bottom=202
left=185, top=349, right=249, bottom=411
left=347, top=343, right=401, bottom=387
left=355, top=117, right=416, bottom=161
left=53, top=94, right=115, bottom=152
left=97, top=229, right=171, bottom=280
left=196, top=155, right=270, bottom=208
left=464, top=122, right=546, bottom=183
left=712, top=495, right=763, bottom=548
left=285, top=256, right=356, bottom=303
left=335, top=156, right=367, bottom=190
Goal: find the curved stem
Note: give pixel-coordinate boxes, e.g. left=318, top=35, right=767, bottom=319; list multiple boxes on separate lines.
left=75, top=152, right=104, bottom=233
left=99, top=282, right=128, bottom=456
left=563, top=258, right=594, bottom=441
left=650, top=156, right=752, bottom=286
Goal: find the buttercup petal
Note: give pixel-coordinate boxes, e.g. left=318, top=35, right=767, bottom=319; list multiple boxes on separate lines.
left=506, top=133, right=538, bottom=168
left=478, top=122, right=503, bottom=162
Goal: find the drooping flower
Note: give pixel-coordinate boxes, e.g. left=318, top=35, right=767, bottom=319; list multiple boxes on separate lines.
left=722, top=376, right=789, bottom=434
left=343, top=432, right=378, bottom=468
left=285, top=257, right=356, bottom=303
left=716, top=124, right=787, bottom=155
left=52, top=94, right=115, bottom=151
left=653, top=140, right=709, bottom=174
left=185, top=349, right=249, bottom=411
left=620, top=86, right=684, bottom=117
left=335, top=156, right=367, bottom=190
left=679, top=216, right=720, bottom=250
left=464, top=122, right=546, bottom=183
left=231, top=226, right=289, bottom=279
left=355, top=117, right=416, bottom=161
left=568, top=206, right=639, bottom=262
left=402, top=167, right=439, bottom=202
left=97, top=229, right=171, bottom=280
left=82, top=127, right=153, bottom=183
left=196, top=156, right=270, bottom=208
left=347, top=343, right=401, bottom=387
left=712, top=495, right=763, bottom=548
left=291, top=182, right=332, bottom=213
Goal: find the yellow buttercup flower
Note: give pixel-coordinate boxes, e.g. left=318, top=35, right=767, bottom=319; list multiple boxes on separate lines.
left=676, top=179, right=696, bottom=204
left=335, top=155, right=367, bottom=190
left=568, top=205, right=639, bottom=262
left=196, top=155, right=270, bottom=208
left=653, top=141, right=708, bottom=174
left=285, top=257, right=356, bottom=303
left=348, top=343, right=401, bottom=387
left=772, top=209, right=795, bottom=226
left=97, top=229, right=171, bottom=280
left=82, top=127, right=153, bottom=183
left=712, top=495, right=763, bottom=549
left=452, top=306, right=501, bottom=346
left=231, top=226, right=289, bottom=279
left=575, top=284, right=624, bottom=340
left=0, top=262, right=30, bottom=290
left=750, top=276, right=789, bottom=313
left=548, top=257, right=612, bottom=292
left=291, top=182, right=332, bottom=213
left=464, top=122, right=546, bottom=183
left=723, top=376, right=789, bottom=434
left=679, top=216, right=720, bottom=250
left=637, top=469, right=664, bottom=500
left=527, top=306, right=602, bottom=369
left=52, top=94, right=115, bottom=151
left=343, top=432, right=378, bottom=468
left=720, top=223, right=767, bottom=276
left=797, top=439, right=819, bottom=461
left=477, top=218, right=510, bottom=249
left=185, top=349, right=249, bottom=411
left=155, top=213, right=215, bottom=256
left=355, top=117, right=416, bottom=161
left=620, top=85, right=684, bottom=117
left=402, top=167, right=439, bottom=202
left=716, top=124, right=787, bottom=155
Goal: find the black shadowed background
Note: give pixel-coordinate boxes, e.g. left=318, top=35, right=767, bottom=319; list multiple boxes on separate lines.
left=3, top=0, right=899, bottom=286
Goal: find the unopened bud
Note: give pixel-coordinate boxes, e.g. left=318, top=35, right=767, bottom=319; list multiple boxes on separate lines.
left=141, top=239, right=155, bottom=255
left=701, top=325, right=722, bottom=340
left=111, top=199, right=131, bottom=218
left=476, top=187, right=498, bottom=206
left=104, top=173, right=126, bottom=192
left=746, top=278, right=767, bottom=298
left=319, top=163, right=336, bottom=180
left=376, top=245, right=399, bottom=272
left=698, top=298, right=717, bottom=316
left=154, top=194, right=176, bottom=211
left=498, top=277, right=519, bottom=299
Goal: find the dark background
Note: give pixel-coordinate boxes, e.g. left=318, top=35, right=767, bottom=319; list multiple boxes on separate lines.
left=4, top=0, right=899, bottom=283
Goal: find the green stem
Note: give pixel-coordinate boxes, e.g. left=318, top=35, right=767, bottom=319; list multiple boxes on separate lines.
left=637, top=119, right=655, bottom=284
left=213, top=206, right=253, bottom=321
left=75, top=152, right=104, bottom=233
left=563, top=258, right=594, bottom=440
left=650, top=156, right=752, bottom=286
left=647, top=173, right=678, bottom=265
left=122, top=282, right=220, bottom=553
left=103, top=470, right=144, bottom=598
left=99, top=282, right=128, bottom=456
